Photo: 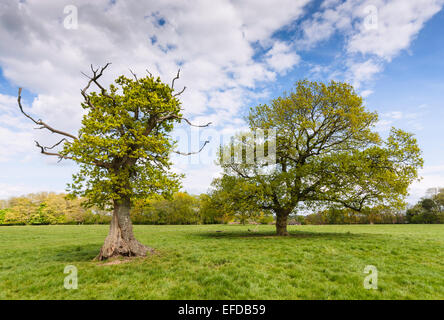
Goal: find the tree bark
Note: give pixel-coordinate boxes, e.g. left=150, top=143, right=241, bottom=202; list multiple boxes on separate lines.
left=96, top=198, right=152, bottom=260
left=276, top=212, right=289, bottom=236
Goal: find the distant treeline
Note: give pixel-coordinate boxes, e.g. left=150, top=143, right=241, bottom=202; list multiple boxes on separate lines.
left=0, top=193, right=111, bottom=225
left=0, top=192, right=259, bottom=226
left=294, top=188, right=444, bottom=225
left=1, top=188, right=443, bottom=225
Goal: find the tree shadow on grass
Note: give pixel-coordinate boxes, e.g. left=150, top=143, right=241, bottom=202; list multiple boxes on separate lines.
left=40, top=244, right=160, bottom=264
left=196, top=229, right=366, bottom=240
left=41, top=243, right=101, bottom=263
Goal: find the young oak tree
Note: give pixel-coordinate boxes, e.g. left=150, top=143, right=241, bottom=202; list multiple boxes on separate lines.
left=17, top=63, right=210, bottom=260
left=215, top=80, right=423, bottom=235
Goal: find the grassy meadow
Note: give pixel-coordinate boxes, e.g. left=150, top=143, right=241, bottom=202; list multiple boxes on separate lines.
left=0, top=224, right=443, bottom=299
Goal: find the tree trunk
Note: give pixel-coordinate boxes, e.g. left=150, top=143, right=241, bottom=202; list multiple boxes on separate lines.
left=276, top=212, right=289, bottom=236
left=96, top=198, right=152, bottom=260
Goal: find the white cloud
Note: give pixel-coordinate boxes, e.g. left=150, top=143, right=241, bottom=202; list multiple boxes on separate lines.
left=297, top=0, right=354, bottom=49
left=0, top=126, right=34, bottom=162
left=233, top=0, right=310, bottom=44
left=0, top=0, right=309, bottom=121
left=265, top=41, right=301, bottom=74
left=0, top=183, right=46, bottom=199
left=298, top=0, right=444, bottom=86
left=360, top=89, right=373, bottom=98
left=0, top=0, right=310, bottom=196
left=173, top=161, right=222, bottom=195
left=346, top=59, right=382, bottom=88
left=408, top=164, right=444, bottom=203
left=347, top=0, right=444, bottom=61
left=384, top=111, right=404, bottom=120
left=0, top=93, right=36, bottom=162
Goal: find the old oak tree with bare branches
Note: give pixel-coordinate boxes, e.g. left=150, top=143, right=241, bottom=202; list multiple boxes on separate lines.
left=17, top=63, right=210, bottom=260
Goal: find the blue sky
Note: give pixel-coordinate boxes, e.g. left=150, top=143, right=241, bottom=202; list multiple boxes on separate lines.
left=0, top=0, right=443, bottom=203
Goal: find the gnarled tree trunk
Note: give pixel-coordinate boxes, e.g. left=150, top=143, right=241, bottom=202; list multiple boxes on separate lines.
left=96, top=198, right=152, bottom=260
left=276, top=212, right=289, bottom=236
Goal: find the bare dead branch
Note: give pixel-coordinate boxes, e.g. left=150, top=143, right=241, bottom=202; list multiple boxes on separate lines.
left=173, top=86, right=186, bottom=97
left=174, top=140, right=210, bottom=156
left=35, top=140, right=72, bottom=160
left=80, top=62, right=113, bottom=102
left=44, top=138, right=70, bottom=150
left=81, top=62, right=111, bottom=94
left=171, top=69, right=180, bottom=90
left=129, top=69, right=138, bottom=81
left=146, top=69, right=153, bottom=78
left=34, top=139, right=111, bottom=168
left=180, top=116, right=211, bottom=127
left=17, top=88, right=78, bottom=140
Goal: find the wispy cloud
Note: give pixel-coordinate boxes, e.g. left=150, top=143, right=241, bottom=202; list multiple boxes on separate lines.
left=297, top=0, right=444, bottom=88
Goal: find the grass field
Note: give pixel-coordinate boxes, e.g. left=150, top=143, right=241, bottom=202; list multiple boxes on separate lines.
left=0, top=224, right=443, bottom=299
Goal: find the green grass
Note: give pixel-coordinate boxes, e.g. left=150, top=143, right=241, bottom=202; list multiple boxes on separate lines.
left=0, top=224, right=443, bottom=299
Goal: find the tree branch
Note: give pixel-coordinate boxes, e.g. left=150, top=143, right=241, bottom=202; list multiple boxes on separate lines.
left=44, top=138, right=70, bottom=150
left=171, top=69, right=180, bottom=90
left=173, top=86, right=186, bottom=97
left=174, top=140, right=210, bottom=156
left=80, top=63, right=113, bottom=102
left=35, top=140, right=72, bottom=161
left=17, top=88, right=78, bottom=140
left=34, top=140, right=111, bottom=168
left=129, top=69, right=138, bottom=81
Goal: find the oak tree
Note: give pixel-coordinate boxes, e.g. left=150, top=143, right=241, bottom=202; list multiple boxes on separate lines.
left=18, top=64, right=209, bottom=259
left=216, top=80, right=423, bottom=235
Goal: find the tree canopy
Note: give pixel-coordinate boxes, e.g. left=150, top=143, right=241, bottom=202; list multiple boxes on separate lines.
left=65, top=66, right=185, bottom=208
left=215, top=80, right=423, bottom=235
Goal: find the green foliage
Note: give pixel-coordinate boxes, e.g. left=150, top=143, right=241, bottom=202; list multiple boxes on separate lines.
left=5, top=197, right=36, bottom=225
left=215, top=80, right=423, bottom=225
left=302, top=206, right=406, bottom=225
left=208, top=176, right=264, bottom=224
left=434, top=188, right=444, bottom=210
left=64, top=73, right=183, bottom=209
left=198, top=194, right=226, bottom=224
left=257, top=211, right=274, bottom=225
left=131, top=192, right=201, bottom=225
left=406, top=188, right=444, bottom=224
left=28, top=203, right=50, bottom=225
left=0, top=209, right=8, bottom=224
left=0, top=193, right=111, bottom=225
left=0, top=192, right=225, bottom=226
